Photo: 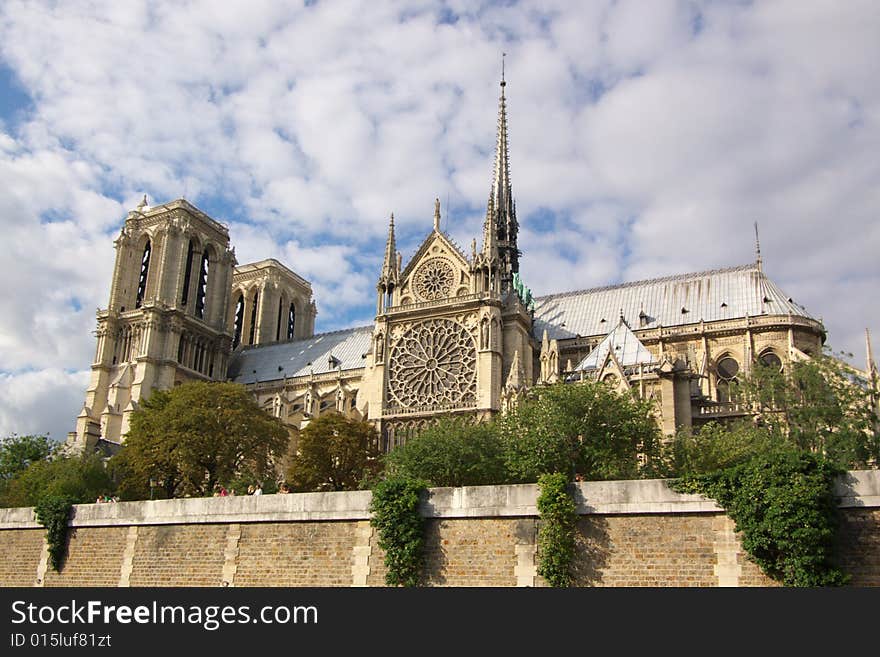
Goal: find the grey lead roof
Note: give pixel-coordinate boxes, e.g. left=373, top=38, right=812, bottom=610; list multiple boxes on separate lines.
left=533, top=264, right=814, bottom=341
left=227, top=326, right=373, bottom=385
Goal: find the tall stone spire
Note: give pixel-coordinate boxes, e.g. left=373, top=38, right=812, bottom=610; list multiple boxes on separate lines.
left=376, top=213, right=399, bottom=314
left=380, top=213, right=398, bottom=283
left=867, top=328, right=877, bottom=377
left=482, top=59, right=519, bottom=292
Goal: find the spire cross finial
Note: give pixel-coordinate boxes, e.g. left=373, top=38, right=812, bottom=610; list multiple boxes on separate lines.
left=501, top=52, right=506, bottom=86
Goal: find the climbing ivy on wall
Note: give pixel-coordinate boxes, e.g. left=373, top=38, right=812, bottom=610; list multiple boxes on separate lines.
left=672, top=449, right=848, bottom=587
left=369, top=477, right=427, bottom=587
left=34, top=495, right=74, bottom=572
left=536, top=472, right=578, bottom=587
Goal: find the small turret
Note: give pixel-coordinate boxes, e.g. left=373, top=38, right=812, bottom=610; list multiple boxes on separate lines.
left=376, top=214, right=399, bottom=314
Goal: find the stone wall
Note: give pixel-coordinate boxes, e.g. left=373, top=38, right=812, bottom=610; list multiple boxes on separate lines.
left=0, top=471, right=877, bottom=587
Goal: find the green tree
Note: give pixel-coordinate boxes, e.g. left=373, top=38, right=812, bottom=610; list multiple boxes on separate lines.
left=735, top=351, right=878, bottom=468
left=666, top=420, right=781, bottom=476
left=287, top=412, right=381, bottom=491
left=0, top=434, right=56, bottom=482
left=0, top=453, right=113, bottom=508
left=111, top=381, right=289, bottom=498
left=498, top=381, right=661, bottom=483
left=383, top=416, right=506, bottom=487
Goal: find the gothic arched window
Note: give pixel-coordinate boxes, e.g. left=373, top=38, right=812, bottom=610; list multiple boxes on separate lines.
left=232, top=294, right=244, bottom=349
left=248, top=290, right=259, bottom=345
left=135, top=241, right=151, bottom=308
left=195, top=251, right=210, bottom=319
left=181, top=240, right=195, bottom=306
left=716, top=355, right=740, bottom=403
left=276, top=296, right=284, bottom=342
left=759, top=350, right=783, bottom=372
left=287, top=302, right=296, bottom=340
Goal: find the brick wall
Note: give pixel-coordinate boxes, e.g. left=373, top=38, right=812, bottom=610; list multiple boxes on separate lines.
left=570, top=514, right=718, bottom=587
left=235, top=521, right=359, bottom=587
left=423, top=519, right=519, bottom=586
left=129, top=525, right=228, bottom=587
left=44, top=526, right=129, bottom=587
left=0, top=472, right=876, bottom=588
left=838, top=508, right=880, bottom=586
left=0, top=528, right=44, bottom=586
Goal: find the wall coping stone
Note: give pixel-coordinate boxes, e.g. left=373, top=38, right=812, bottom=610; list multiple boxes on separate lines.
left=0, top=470, right=876, bottom=530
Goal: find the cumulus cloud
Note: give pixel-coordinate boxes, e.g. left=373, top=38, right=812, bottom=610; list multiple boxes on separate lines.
left=0, top=369, right=90, bottom=441
left=0, top=0, right=877, bottom=440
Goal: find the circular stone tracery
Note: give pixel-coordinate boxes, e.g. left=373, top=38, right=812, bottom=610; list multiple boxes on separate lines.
left=387, top=318, right=477, bottom=409
left=413, top=258, right=455, bottom=301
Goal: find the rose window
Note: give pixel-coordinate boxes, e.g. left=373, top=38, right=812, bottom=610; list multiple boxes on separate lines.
left=413, top=258, right=455, bottom=301
left=387, top=319, right=477, bottom=409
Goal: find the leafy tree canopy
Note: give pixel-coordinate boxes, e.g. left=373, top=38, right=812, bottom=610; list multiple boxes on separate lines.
left=0, top=434, right=56, bottom=481
left=733, top=350, right=878, bottom=469
left=287, top=412, right=381, bottom=492
left=0, top=453, right=113, bottom=508
left=498, top=381, right=661, bottom=483
left=383, top=415, right=506, bottom=487
left=111, top=381, right=289, bottom=499
left=665, top=420, right=781, bottom=477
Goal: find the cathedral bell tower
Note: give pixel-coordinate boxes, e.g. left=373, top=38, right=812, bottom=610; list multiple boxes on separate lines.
left=71, top=198, right=236, bottom=451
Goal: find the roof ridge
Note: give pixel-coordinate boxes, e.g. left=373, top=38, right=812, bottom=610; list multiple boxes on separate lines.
left=534, top=263, right=757, bottom=301
left=441, top=231, right=470, bottom=262
left=234, top=324, right=373, bottom=353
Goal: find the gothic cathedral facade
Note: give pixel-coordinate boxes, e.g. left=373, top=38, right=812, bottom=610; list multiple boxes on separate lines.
left=70, top=78, right=844, bottom=454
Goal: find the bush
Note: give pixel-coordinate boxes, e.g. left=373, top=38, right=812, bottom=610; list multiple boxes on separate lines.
left=369, top=477, right=427, bottom=587
left=666, top=421, right=781, bottom=476
left=499, top=382, right=660, bottom=483
left=383, top=416, right=506, bottom=487
left=536, top=473, right=578, bottom=587
left=0, top=454, right=113, bottom=508
left=673, top=449, right=848, bottom=586
left=34, top=495, right=75, bottom=572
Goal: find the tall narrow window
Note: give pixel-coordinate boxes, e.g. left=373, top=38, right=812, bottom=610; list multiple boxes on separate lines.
left=248, top=291, right=259, bottom=345
left=276, top=297, right=284, bottom=342
left=195, top=252, right=210, bottom=319
left=287, top=302, right=296, bottom=340
left=232, top=294, right=244, bottom=349
left=180, top=240, right=195, bottom=306
left=135, top=241, right=151, bottom=308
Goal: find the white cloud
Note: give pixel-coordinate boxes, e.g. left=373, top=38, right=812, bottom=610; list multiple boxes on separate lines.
left=0, top=369, right=90, bottom=441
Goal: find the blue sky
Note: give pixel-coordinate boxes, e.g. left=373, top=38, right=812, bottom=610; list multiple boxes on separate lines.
left=0, top=0, right=878, bottom=441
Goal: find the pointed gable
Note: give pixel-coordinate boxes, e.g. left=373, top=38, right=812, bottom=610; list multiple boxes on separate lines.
left=574, top=319, right=655, bottom=372
left=398, top=229, right=472, bottom=306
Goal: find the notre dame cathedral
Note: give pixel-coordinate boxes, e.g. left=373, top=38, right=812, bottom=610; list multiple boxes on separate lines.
left=70, top=77, right=854, bottom=455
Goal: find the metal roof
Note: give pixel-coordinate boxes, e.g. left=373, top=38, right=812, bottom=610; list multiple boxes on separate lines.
left=574, top=319, right=655, bottom=371
left=227, top=326, right=372, bottom=385
left=533, top=264, right=814, bottom=341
